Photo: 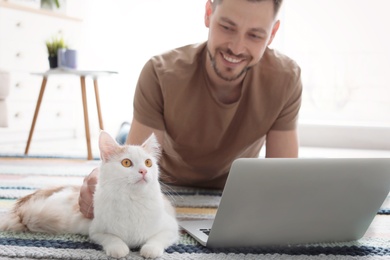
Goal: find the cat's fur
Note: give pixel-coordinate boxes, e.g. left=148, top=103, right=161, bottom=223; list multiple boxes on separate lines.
left=0, top=131, right=179, bottom=259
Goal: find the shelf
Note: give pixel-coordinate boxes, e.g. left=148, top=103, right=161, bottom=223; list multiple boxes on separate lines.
left=0, top=1, right=82, bottom=22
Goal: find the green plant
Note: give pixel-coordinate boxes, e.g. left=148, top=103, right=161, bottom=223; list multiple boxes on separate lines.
left=41, top=0, right=60, bottom=8
left=45, top=35, right=67, bottom=57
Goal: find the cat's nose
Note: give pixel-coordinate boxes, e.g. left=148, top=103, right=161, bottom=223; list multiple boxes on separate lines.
left=138, top=169, right=147, bottom=176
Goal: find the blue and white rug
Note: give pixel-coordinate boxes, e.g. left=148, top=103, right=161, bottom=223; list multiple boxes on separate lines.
left=0, top=159, right=389, bottom=259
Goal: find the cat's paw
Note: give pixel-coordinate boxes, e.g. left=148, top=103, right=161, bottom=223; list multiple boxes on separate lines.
left=104, top=243, right=129, bottom=259
left=140, top=244, right=164, bottom=259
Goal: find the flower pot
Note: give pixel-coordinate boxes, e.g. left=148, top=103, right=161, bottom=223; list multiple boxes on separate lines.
left=57, top=48, right=77, bottom=69
left=48, top=56, right=58, bottom=69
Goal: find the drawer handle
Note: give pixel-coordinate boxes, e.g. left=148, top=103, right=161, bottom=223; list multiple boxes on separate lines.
left=56, top=112, right=62, bottom=118
left=15, top=82, right=22, bottom=88
left=16, top=52, right=22, bottom=58
left=16, top=22, right=22, bottom=28
left=14, top=112, right=21, bottom=118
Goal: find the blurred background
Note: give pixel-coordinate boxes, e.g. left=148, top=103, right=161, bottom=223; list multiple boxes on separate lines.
left=0, top=0, right=389, bottom=158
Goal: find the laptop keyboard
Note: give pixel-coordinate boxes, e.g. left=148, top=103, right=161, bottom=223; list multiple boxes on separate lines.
left=200, top=228, right=210, bottom=236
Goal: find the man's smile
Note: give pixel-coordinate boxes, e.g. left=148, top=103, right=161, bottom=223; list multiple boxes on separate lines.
left=221, top=52, right=244, bottom=64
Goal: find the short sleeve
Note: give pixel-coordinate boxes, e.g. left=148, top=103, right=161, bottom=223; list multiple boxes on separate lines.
left=133, top=59, right=165, bottom=130
left=271, top=67, right=302, bottom=131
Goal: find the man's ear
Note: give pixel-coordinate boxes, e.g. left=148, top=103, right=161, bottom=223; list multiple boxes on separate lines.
left=267, top=20, right=280, bottom=46
left=204, top=0, right=213, bottom=28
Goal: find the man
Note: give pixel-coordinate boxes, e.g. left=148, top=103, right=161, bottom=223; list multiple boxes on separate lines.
left=80, top=0, right=302, bottom=218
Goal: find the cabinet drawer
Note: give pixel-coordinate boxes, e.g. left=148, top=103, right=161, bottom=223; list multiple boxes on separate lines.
left=35, top=102, right=77, bottom=130
left=7, top=101, right=37, bottom=130
left=44, top=76, right=80, bottom=102
left=8, top=72, right=79, bottom=102
left=7, top=72, right=41, bottom=102
left=0, top=7, right=81, bottom=43
left=0, top=40, right=48, bottom=71
left=7, top=100, right=76, bottom=131
left=0, top=8, right=43, bottom=40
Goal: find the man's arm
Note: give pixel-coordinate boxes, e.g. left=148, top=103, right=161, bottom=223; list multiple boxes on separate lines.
left=265, top=129, right=299, bottom=158
left=126, top=118, right=164, bottom=146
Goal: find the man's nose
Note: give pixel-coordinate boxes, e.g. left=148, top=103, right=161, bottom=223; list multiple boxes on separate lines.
left=228, top=35, right=245, bottom=56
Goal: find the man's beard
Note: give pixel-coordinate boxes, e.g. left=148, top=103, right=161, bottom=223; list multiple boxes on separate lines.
left=207, top=48, right=251, bottom=82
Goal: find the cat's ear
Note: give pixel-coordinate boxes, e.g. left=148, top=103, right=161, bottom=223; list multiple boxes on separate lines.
left=142, top=133, right=161, bottom=160
left=99, top=130, right=120, bottom=162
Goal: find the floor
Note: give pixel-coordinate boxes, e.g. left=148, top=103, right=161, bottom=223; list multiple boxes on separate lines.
left=1, top=136, right=390, bottom=160
left=0, top=137, right=100, bottom=159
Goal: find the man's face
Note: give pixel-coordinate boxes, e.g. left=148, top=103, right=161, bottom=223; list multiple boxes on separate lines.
left=205, top=0, right=279, bottom=82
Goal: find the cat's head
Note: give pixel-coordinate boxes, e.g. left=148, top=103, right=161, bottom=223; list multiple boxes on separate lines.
left=98, top=131, right=161, bottom=187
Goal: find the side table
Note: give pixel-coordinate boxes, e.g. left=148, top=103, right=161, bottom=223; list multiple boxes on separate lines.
left=25, top=68, right=117, bottom=160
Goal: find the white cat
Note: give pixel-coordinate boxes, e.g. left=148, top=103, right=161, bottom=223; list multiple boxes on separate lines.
left=0, top=131, right=179, bottom=259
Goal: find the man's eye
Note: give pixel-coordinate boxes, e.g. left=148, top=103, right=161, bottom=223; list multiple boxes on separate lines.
left=121, top=159, right=133, bottom=168
left=221, top=25, right=233, bottom=32
left=249, top=34, right=262, bottom=40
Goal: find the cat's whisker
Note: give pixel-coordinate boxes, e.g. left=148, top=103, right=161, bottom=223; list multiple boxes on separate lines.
left=161, top=150, right=181, bottom=160
left=159, top=182, right=177, bottom=195
left=159, top=182, right=182, bottom=203
left=159, top=169, right=178, bottom=183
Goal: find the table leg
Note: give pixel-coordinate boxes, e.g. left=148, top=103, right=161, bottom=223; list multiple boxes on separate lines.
left=93, top=79, right=104, bottom=130
left=80, top=76, right=93, bottom=160
left=25, top=77, right=48, bottom=155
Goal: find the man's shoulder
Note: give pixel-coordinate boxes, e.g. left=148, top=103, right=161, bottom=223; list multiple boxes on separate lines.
left=246, top=48, right=302, bottom=94
left=150, top=42, right=206, bottom=73
left=259, top=48, right=301, bottom=77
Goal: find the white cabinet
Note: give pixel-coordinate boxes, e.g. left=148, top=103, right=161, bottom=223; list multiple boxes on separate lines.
left=0, top=2, right=83, bottom=144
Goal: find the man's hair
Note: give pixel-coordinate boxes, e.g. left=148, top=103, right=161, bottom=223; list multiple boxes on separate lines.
left=211, top=0, right=283, bottom=17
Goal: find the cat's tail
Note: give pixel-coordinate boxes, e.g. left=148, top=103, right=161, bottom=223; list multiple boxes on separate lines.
left=0, top=212, right=27, bottom=232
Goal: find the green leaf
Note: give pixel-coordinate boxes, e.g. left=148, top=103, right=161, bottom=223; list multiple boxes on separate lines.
left=45, top=35, right=68, bottom=57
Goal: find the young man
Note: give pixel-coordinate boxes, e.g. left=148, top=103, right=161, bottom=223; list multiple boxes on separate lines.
left=80, top=0, right=301, bottom=218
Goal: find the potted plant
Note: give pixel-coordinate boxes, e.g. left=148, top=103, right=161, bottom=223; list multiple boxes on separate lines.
left=41, top=0, right=61, bottom=9
left=45, top=35, right=67, bottom=69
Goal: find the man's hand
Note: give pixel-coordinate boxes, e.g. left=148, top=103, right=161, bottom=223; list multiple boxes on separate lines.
left=79, top=168, right=99, bottom=219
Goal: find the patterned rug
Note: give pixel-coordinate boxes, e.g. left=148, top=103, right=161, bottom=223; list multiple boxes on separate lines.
left=0, top=158, right=389, bottom=259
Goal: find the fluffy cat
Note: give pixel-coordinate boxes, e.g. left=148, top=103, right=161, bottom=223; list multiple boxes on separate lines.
left=0, top=131, right=179, bottom=259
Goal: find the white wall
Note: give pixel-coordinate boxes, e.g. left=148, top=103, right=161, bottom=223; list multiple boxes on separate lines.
left=75, top=0, right=207, bottom=137
left=281, top=0, right=390, bottom=127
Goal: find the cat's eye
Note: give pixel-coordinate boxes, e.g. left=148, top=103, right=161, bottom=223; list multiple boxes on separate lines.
left=121, top=159, right=133, bottom=168
left=145, top=159, right=152, bottom=168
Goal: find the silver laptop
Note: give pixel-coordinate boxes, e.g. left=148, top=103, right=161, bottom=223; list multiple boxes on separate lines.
left=179, top=158, right=390, bottom=248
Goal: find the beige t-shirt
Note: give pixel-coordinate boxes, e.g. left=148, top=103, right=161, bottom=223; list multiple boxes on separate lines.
left=134, top=42, right=302, bottom=189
